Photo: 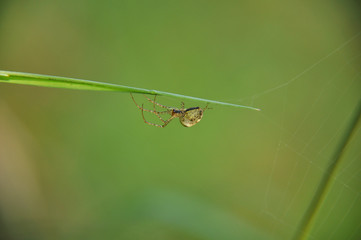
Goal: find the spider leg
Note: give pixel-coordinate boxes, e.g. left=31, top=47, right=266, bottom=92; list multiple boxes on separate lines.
left=141, top=104, right=175, bottom=128
left=203, top=104, right=210, bottom=111
left=130, top=93, right=169, bottom=114
left=151, top=95, right=172, bottom=123
left=144, top=95, right=172, bottom=109
left=181, top=102, right=185, bottom=109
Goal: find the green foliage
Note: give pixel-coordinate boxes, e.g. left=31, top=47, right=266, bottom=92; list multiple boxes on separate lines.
left=0, top=70, right=260, bottom=111
left=0, top=1, right=360, bottom=240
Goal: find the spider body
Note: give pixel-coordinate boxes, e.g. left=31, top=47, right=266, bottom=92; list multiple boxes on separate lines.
left=130, top=93, right=208, bottom=128
left=179, top=107, right=204, bottom=127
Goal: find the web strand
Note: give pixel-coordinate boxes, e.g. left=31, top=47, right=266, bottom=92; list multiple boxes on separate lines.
left=258, top=30, right=361, bottom=239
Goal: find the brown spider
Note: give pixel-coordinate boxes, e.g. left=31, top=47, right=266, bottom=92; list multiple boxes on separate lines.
left=130, top=93, right=209, bottom=128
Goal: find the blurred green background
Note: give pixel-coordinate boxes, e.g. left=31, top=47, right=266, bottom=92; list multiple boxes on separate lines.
left=0, top=1, right=361, bottom=240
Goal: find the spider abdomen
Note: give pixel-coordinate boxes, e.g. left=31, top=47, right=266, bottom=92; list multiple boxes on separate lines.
left=179, top=107, right=204, bottom=127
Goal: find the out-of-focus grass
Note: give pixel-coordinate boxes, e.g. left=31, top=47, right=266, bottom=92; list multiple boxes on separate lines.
left=0, top=1, right=360, bottom=240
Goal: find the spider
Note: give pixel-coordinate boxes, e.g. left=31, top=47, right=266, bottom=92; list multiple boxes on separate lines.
left=130, top=93, right=209, bottom=128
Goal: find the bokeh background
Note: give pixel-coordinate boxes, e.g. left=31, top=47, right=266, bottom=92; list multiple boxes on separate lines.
left=0, top=1, right=361, bottom=240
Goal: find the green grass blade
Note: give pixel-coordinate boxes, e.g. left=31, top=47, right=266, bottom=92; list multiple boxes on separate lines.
left=0, top=70, right=260, bottom=111
left=292, top=98, right=361, bottom=240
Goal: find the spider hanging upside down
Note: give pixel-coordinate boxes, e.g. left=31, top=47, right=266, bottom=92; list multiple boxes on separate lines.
left=130, top=93, right=209, bottom=128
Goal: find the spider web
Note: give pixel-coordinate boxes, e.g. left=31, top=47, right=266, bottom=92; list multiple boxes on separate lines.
left=231, top=31, right=361, bottom=240
left=0, top=2, right=360, bottom=239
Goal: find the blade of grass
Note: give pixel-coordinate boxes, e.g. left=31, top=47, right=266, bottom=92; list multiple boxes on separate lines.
left=292, top=98, right=361, bottom=240
left=0, top=70, right=260, bottom=111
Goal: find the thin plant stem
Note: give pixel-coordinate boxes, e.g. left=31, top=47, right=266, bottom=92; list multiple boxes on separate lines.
left=292, top=97, right=361, bottom=240
left=0, top=70, right=260, bottom=111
